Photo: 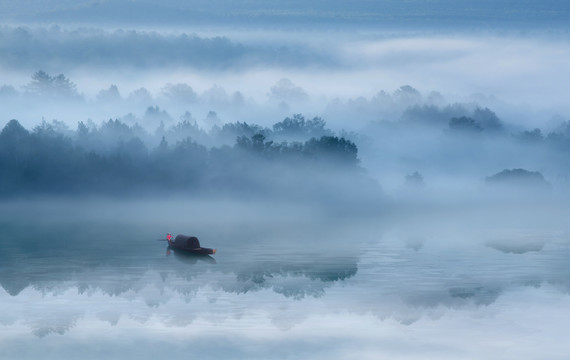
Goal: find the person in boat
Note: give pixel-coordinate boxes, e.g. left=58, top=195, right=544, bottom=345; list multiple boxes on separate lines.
left=170, top=234, right=217, bottom=255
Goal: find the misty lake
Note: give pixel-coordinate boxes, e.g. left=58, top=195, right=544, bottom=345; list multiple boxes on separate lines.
left=2, top=198, right=570, bottom=359
left=2, top=0, right=570, bottom=358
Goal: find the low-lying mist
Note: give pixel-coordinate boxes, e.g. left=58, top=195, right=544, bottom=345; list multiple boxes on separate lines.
left=2, top=29, right=569, bottom=206
left=2, top=82, right=570, bottom=205
left=1, top=194, right=569, bottom=344
left=1, top=26, right=570, bottom=129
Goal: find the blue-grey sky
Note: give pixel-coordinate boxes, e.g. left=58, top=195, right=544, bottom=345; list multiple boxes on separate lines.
left=1, top=0, right=569, bottom=29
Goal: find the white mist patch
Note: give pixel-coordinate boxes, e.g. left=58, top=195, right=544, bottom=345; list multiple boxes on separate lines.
left=342, top=35, right=570, bottom=109
left=1, top=282, right=570, bottom=359
left=2, top=27, right=570, bottom=130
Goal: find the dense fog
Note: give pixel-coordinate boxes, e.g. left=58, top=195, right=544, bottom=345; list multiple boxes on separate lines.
left=2, top=65, right=570, bottom=200
left=1, top=1, right=570, bottom=359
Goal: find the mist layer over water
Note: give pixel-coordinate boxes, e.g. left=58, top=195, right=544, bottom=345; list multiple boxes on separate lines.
left=1, top=197, right=570, bottom=359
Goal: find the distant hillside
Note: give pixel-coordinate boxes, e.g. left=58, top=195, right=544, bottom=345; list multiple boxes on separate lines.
left=485, top=168, right=550, bottom=188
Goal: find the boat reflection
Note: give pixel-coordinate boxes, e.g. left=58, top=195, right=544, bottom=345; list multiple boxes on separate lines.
left=167, top=247, right=217, bottom=265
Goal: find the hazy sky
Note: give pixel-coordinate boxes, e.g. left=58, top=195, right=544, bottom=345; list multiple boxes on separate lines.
left=1, top=0, right=569, bottom=29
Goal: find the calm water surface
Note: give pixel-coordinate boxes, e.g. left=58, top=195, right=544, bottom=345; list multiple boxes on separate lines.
left=1, top=199, right=570, bottom=359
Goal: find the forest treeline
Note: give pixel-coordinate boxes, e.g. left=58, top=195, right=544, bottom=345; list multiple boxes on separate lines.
left=0, top=116, right=363, bottom=198
left=4, top=71, right=570, bottom=146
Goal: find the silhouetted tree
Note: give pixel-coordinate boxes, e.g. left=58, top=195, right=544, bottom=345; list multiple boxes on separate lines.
left=449, top=116, right=483, bottom=133
left=161, top=83, right=197, bottom=103
left=156, top=136, right=169, bottom=153
left=0, top=119, right=29, bottom=142
left=269, top=78, right=308, bottom=103
left=544, top=121, right=570, bottom=150
left=167, top=115, right=208, bottom=144
left=0, top=120, right=32, bottom=180
left=402, top=103, right=468, bottom=126
left=473, top=107, right=503, bottom=132
left=143, top=106, right=172, bottom=125
left=393, top=85, right=422, bottom=105
left=273, top=114, right=332, bottom=139
left=25, top=70, right=80, bottom=99
left=303, top=136, right=358, bottom=166
left=515, top=128, right=543, bottom=143
left=485, top=168, right=549, bottom=189
left=117, top=137, right=148, bottom=159
left=128, top=87, right=153, bottom=105
left=96, top=85, right=122, bottom=103
left=219, top=122, right=268, bottom=143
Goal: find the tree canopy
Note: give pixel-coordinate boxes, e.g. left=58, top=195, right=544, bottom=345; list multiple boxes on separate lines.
left=0, top=117, right=361, bottom=198
left=24, top=70, right=80, bottom=99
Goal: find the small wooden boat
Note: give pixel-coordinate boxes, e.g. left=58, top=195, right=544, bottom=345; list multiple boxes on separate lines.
left=168, top=234, right=216, bottom=255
